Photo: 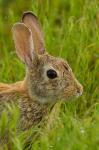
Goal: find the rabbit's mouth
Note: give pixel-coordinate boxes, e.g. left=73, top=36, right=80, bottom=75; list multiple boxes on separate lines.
left=61, top=93, right=82, bottom=101
left=76, top=91, right=83, bottom=98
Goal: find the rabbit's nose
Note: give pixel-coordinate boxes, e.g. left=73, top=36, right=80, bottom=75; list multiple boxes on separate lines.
left=76, top=83, right=83, bottom=97
left=77, top=87, right=82, bottom=95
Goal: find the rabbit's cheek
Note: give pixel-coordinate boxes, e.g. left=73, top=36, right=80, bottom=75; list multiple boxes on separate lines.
left=60, top=85, right=77, bottom=99
left=58, top=79, right=70, bottom=90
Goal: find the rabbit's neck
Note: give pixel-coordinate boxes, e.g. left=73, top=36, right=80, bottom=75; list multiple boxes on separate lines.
left=23, top=74, right=45, bottom=104
left=21, top=77, right=48, bottom=104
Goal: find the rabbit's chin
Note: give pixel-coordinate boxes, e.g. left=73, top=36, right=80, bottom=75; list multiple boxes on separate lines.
left=30, top=92, right=82, bottom=104
left=36, top=95, right=79, bottom=104
left=61, top=92, right=82, bottom=102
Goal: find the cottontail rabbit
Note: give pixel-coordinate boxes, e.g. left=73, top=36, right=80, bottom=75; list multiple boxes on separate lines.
left=0, top=11, right=83, bottom=130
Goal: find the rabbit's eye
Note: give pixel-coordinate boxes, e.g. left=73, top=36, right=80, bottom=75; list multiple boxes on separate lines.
left=47, top=69, right=57, bottom=79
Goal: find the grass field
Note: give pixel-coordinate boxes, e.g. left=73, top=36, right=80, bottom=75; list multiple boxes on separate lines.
left=0, top=0, right=99, bottom=149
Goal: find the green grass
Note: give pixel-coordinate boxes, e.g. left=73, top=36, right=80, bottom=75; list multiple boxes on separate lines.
left=0, top=0, right=99, bottom=149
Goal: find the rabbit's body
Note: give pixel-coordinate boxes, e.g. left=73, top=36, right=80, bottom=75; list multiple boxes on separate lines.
left=0, top=81, right=50, bottom=130
left=0, top=11, right=83, bottom=130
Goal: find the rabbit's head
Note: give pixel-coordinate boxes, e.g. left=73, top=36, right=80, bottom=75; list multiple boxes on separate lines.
left=12, top=12, right=83, bottom=104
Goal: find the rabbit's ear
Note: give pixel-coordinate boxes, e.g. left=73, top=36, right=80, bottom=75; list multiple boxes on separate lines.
left=22, top=11, right=45, bottom=55
left=12, top=23, right=35, bottom=66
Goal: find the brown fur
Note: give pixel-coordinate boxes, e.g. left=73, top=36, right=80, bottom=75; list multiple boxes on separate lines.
left=0, top=81, right=50, bottom=130
left=0, top=11, right=83, bottom=130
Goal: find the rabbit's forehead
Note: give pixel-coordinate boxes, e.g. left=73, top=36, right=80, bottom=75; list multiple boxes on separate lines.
left=39, top=56, right=71, bottom=75
left=40, top=54, right=70, bottom=70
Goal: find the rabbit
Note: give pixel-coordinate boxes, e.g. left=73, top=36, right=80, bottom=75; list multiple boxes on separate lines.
left=0, top=11, right=83, bottom=130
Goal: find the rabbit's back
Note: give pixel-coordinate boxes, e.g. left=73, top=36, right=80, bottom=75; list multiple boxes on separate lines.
left=0, top=83, right=11, bottom=92
left=0, top=81, right=25, bottom=93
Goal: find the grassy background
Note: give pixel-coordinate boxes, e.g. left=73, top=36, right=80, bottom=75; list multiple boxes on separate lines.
left=0, top=0, right=99, bottom=149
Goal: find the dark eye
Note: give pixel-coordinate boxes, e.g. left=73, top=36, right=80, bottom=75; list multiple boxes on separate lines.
left=47, top=69, right=57, bottom=79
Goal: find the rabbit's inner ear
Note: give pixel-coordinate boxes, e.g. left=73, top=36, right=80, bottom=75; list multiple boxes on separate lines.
left=12, top=23, right=36, bottom=66
left=22, top=11, right=45, bottom=55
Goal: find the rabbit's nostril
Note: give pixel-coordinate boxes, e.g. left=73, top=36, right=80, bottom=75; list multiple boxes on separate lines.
left=77, top=89, right=81, bottom=94
left=77, top=87, right=81, bottom=93
left=76, top=85, right=83, bottom=97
